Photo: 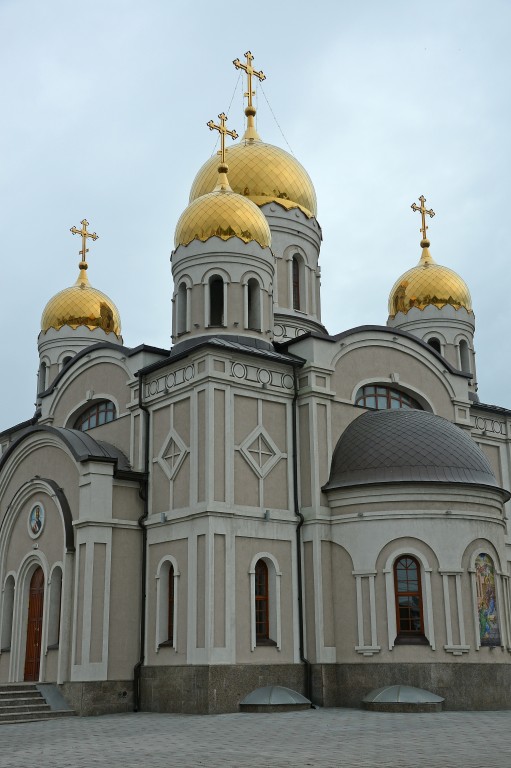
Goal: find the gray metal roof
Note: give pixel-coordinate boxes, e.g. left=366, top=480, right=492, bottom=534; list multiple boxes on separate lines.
left=0, top=425, right=132, bottom=473
left=363, top=685, right=444, bottom=704
left=324, top=409, right=498, bottom=490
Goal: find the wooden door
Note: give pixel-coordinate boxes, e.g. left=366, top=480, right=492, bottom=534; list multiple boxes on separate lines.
left=24, top=567, right=44, bottom=681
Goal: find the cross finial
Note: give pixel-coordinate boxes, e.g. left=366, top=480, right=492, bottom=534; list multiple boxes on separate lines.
left=207, top=113, right=238, bottom=166
left=70, top=219, right=99, bottom=269
left=411, top=195, right=435, bottom=244
left=233, top=51, right=266, bottom=110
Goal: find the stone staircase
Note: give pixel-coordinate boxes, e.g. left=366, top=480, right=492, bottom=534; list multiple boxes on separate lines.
left=0, top=683, right=75, bottom=724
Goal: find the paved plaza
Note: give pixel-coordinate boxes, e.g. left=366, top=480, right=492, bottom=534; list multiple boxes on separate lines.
left=2, top=707, right=511, bottom=767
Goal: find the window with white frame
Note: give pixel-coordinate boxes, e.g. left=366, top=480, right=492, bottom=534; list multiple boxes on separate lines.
left=249, top=554, right=282, bottom=651
left=156, top=558, right=179, bottom=650
left=47, top=566, right=62, bottom=649
left=1, top=575, right=15, bottom=651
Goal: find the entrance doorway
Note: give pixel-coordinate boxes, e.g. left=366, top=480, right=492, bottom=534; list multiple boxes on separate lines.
left=24, top=567, right=44, bottom=681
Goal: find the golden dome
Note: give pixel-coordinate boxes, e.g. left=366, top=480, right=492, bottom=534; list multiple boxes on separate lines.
left=388, top=243, right=472, bottom=318
left=189, top=136, right=317, bottom=218
left=41, top=265, right=121, bottom=335
left=175, top=168, right=271, bottom=248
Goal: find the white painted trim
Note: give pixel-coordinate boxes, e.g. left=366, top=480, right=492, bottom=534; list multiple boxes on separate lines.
left=248, top=552, right=282, bottom=652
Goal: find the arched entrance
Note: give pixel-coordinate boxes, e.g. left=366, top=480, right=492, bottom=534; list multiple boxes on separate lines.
left=24, top=567, right=44, bottom=681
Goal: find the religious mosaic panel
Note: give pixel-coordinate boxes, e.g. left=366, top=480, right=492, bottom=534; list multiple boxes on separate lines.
left=475, top=553, right=501, bottom=646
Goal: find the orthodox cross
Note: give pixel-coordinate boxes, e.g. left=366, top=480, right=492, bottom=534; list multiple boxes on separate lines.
left=233, top=51, right=266, bottom=109
left=411, top=195, right=435, bottom=241
left=207, top=113, right=238, bottom=164
left=70, top=219, right=99, bottom=263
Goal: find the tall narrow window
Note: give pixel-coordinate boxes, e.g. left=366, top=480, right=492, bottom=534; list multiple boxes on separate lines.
left=292, top=257, right=301, bottom=310
left=459, top=339, right=471, bottom=373
left=47, top=567, right=62, bottom=649
left=177, top=282, right=188, bottom=335
left=255, top=560, right=269, bottom=642
left=394, top=556, right=424, bottom=640
left=427, top=337, right=441, bottom=354
left=1, top=576, right=15, bottom=651
left=38, top=362, right=47, bottom=393
left=168, top=564, right=175, bottom=645
left=475, top=553, right=500, bottom=646
left=247, top=278, right=261, bottom=330
left=209, top=275, right=224, bottom=326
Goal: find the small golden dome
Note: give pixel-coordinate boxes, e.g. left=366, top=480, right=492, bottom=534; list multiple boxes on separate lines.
left=388, top=244, right=472, bottom=318
left=41, top=266, right=121, bottom=335
left=189, top=139, right=317, bottom=218
left=175, top=172, right=271, bottom=248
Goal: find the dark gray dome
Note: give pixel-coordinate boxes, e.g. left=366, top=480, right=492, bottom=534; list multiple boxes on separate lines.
left=324, top=409, right=497, bottom=491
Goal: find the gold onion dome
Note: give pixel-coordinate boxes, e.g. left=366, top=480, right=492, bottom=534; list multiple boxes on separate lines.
left=388, top=241, right=472, bottom=318
left=41, top=264, right=121, bottom=335
left=189, top=108, right=317, bottom=218
left=175, top=162, right=271, bottom=249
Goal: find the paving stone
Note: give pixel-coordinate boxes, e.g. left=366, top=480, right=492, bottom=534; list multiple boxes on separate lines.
left=2, top=708, right=511, bottom=767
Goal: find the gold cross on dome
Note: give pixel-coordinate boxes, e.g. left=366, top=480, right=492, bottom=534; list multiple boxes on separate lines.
left=233, top=51, right=266, bottom=109
left=411, top=195, right=435, bottom=241
left=207, top=113, right=238, bottom=165
left=70, top=219, right=99, bottom=263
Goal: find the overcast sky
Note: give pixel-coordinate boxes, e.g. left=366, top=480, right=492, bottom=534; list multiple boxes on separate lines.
left=1, top=0, right=510, bottom=428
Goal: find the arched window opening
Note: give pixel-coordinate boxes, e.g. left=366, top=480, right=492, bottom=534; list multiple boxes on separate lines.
left=1, top=576, right=15, bottom=652
left=62, top=356, right=73, bottom=368
left=355, top=385, right=423, bottom=411
left=475, top=553, right=500, bottom=646
left=255, top=560, right=270, bottom=643
left=177, top=282, right=188, bottom=335
left=292, top=257, right=301, bottom=310
left=427, top=337, right=441, bottom=354
left=38, top=362, right=47, bottom=393
left=247, top=278, right=261, bottom=330
left=47, top=568, right=62, bottom=649
left=157, top=559, right=178, bottom=650
left=209, top=275, right=224, bottom=326
left=459, top=339, right=471, bottom=373
left=167, top=565, right=175, bottom=645
left=394, top=556, right=425, bottom=642
left=74, top=400, right=116, bottom=432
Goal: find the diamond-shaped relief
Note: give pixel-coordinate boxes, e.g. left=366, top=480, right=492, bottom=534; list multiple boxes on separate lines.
left=156, top=429, right=188, bottom=480
left=239, top=426, right=283, bottom=478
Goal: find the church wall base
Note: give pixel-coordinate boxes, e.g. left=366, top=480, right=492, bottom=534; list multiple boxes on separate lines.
left=58, top=680, right=134, bottom=716
left=311, top=663, right=511, bottom=711
left=140, top=664, right=308, bottom=714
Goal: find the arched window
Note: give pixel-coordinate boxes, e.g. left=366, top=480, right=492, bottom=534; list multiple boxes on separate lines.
left=247, top=278, right=261, bottom=330
left=167, top=564, right=175, bottom=645
left=355, top=385, right=422, bottom=411
left=156, top=557, right=179, bottom=651
left=38, top=362, right=47, bottom=393
left=62, top=355, right=73, bottom=368
left=394, top=555, right=424, bottom=640
left=177, top=282, right=188, bottom=335
left=475, top=553, right=500, bottom=646
left=209, top=275, right=224, bottom=326
left=1, top=576, right=15, bottom=651
left=459, top=339, right=471, bottom=373
left=255, top=560, right=270, bottom=642
left=292, top=257, right=301, bottom=310
left=47, top=567, right=62, bottom=649
left=427, top=337, right=441, bottom=354
left=74, top=400, right=116, bottom=432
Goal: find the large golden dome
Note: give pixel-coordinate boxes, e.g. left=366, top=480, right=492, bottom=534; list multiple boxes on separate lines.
left=41, top=265, right=121, bottom=335
left=175, top=169, right=271, bottom=249
left=389, top=244, right=472, bottom=318
left=189, top=137, right=317, bottom=219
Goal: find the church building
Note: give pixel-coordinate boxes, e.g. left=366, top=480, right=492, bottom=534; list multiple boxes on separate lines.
left=1, top=53, right=511, bottom=715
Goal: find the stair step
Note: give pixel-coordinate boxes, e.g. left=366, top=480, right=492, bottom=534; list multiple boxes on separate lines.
left=0, top=703, right=50, bottom=714
left=0, top=693, right=42, bottom=701
left=0, top=710, right=75, bottom=724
